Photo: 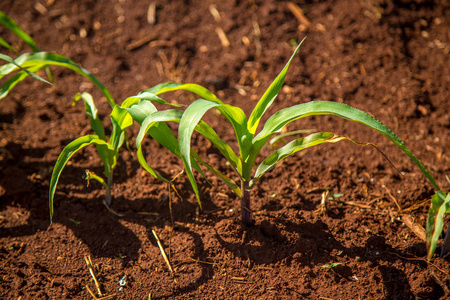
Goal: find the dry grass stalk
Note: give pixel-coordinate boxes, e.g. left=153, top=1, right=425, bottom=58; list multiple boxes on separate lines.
left=152, top=229, right=174, bottom=275
left=147, top=2, right=156, bottom=24
left=287, top=2, right=311, bottom=27
left=84, top=255, right=103, bottom=297
left=209, top=4, right=221, bottom=22
left=126, top=35, right=155, bottom=51
left=402, top=214, right=426, bottom=242
left=215, top=27, right=230, bottom=47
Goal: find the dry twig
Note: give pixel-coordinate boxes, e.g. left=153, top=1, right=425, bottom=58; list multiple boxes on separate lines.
left=215, top=27, right=230, bottom=47
left=147, top=2, right=156, bottom=24
left=402, top=214, right=426, bottom=242
left=287, top=2, right=311, bottom=27
left=152, top=229, right=174, bottom=275
left=85, top=255, right=103, bottom=297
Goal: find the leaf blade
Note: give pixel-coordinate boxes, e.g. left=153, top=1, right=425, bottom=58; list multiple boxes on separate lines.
left=254, top=100, right=440, bottom=191
left=247, top=37, right=305, bottom=134
left=49, top=135, right=115, bottom=222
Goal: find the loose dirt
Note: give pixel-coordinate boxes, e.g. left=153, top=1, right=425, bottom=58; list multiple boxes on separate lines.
left=1, top=0, right=449, bottom=299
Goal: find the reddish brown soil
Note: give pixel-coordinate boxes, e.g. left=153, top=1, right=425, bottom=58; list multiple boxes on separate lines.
left=1, top=0, right=449, bottom=299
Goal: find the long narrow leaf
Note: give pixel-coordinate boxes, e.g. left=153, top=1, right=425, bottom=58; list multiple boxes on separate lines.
left=194, top=154, right=241, bottom=198
left=0, top=65, right=45, bottom=99
left=144, top=82, right=223, bottom=103
left=254, top=101, right=440, bottom=190
left=0, top=11, right=40, bottom=52
left=0, top=52, right=114, bottom=106
left=0, top=53, right=50, bottom=84
left=49, top=135, right=115, bottom=222
left=247, top=37, right=306, bottom=135
left=179, top=99, right=222, bottom=205
left=194, top=120, right=241, bottom=173
left=252, top=132, right=345, bottom=186
left=133, top=109, right=205, bottom=181
left=426, top=191, right=450, bottom=260
left=72, top=93, right=106, bottom=141
left=0, top=36, right=17, bottom=53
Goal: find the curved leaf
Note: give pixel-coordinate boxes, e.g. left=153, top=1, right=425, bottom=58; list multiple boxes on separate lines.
left=179, top=99, right=221, bottom=204
left=252, top=132, right=344, bottom=187
left=0, top=36, right=16, bottom=53
left=247, top=37, right=305, bottom=135
left=144, top=82, right=223, bottom=103
left=254, top=101, right=439, bottom=190
left=121, top=91, right=185, bottom=109
left=426, top=191, right=450, bottom=260
left=0, top=53, right=50, bottom=85
left=134, top=108, right=208, bottom=181
left=0, top=65, right=44, bottom=99
left=72, top=93, right=106, bottom=141
left=0, top=11, right=40, bottom=52
left=49, top=135, right=115, bottom=222
left=0, top=52, right=114, bottom=106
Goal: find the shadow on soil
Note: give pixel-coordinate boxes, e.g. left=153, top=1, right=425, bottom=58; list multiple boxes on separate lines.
left=0, top=159, right=445, bottom=299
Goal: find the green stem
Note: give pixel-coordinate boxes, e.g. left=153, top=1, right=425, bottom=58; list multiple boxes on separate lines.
left=85, top=170, right=113, bottom=206
left=105, top=171, right=113, bottom=206
left=241, top=180, right=252, bottom=226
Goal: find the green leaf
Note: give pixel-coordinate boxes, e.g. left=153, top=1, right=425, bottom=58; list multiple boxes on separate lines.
left=254, top=100, right=440, bottom=191
left=247, top=37, right=305, bottom=135
left=136, top=109, right=184, bottom=158
left=195, top=156, right=241, bottom=198
left=252, top=132, right=344, bottom=187
left=215, top=104, right=251, bottom=165
left=109, top=104, right=134, bottom=152
left=0, top=65, right=43, bottom=99
left=194, top=120, right=241, bottom=173
left=72, top=93, right=106, bottom=141
left=0, top=36, right=17, bottom=53
left=133, top=108, right=207, bottom=181
left=0, top=11, right=40, bottom=52
left=426, top=191, right=450, bottom=260
left=49, top=135, right=115, bottom=222
left=321, top=263, right=342, bottom=269
left=0, top=52, right=114, bottom=106
left=0, top=53, right=51, bottom=85
left=179, top=99, right=222, bottom=205
left=145, top=82, right=223, bottom=103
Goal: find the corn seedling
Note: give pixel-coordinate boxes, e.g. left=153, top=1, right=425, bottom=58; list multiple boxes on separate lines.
left=0, top=50, right=121, bottom=222
left=426, top=182, right=450, bottom=260
left=0, top=10, right=53, bottom=87
left=132, top=39, right=441, bottom=228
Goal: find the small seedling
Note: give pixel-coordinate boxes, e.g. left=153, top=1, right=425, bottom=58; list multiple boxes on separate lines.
left=69, top=218, right=81, bottom=226
left=321, top=262, right=342, bottom=269
left=426, top=177, right=450, bottom=260
left=134, top=39, right=440, bottom=227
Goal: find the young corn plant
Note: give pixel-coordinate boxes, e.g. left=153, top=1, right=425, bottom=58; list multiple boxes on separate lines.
left=0, top=50, right=121, bottom=221
left=426, top=182, right=450, bottom=260
left=49, top=89, right=190, bottom=222
left=132, top=39, right=441, bottom=228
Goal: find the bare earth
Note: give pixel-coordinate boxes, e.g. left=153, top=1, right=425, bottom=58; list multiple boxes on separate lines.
left=1, top=0, right=449, bottom=299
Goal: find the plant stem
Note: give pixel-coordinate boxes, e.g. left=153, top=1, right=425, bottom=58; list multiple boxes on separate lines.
left=241, top=181, right=252, bottom=226
left=105, top=171, right=113, bottom=206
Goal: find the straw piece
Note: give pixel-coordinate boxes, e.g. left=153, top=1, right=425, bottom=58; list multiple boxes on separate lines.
left=287, top=2, right=311, bottom=27
left=147, top=2, right=156, bottom=24
left=215, top=28, right=230, bottom=47
left=85, top=256, right=103, bottom=297
left=152, top=229, right=174, bottom=275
